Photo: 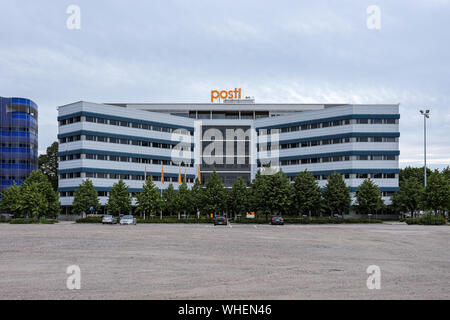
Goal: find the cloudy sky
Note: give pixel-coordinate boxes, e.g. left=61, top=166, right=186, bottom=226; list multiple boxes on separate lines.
left=0, top=0, right=449, bottom=169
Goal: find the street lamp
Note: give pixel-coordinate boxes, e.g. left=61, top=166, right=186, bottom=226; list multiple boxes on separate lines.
left=419, top=109, right=430, bottom=187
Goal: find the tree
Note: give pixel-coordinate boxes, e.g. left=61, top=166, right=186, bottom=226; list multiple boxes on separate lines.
left=202, top=170, right=227, bottom=216
left=162, top=184, right=178, bottom=216
left=250, top=170, right=271, bottom=217
left=38, top=141, right=59, bottom=191
left=72, top=179, right=101, bottom=216
left=177, top=182, right=193, bottom=218
left=391, top=177, right=424, bottom=217
left=424, top=169, right=450, bottom=215
left=323, top=172, right=351, bottom=216
left=135, top=179, right=162, bottom=219
left=19, top=182, right=48, bottom=218
left=190, top=179, right=204, bottom=216
left=106, top=179, right=132, bottom=215
left=229, top=177, right=249, bottom=219
left=400, top=166, right=432, bottom=186
left=265, top=171, right=293, bottom=218
left=21, top=170, right=60, bottom=218
left=355, top=179, right=384, bottom=215
left=293, top=170, right=322, bottom=217
left=0, top=183, right=22, bottom=217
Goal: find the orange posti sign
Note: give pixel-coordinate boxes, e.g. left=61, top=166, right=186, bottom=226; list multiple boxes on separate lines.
left=211, top=88, right=242, bottom=102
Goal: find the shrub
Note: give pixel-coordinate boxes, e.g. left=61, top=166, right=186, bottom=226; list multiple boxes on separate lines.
left=9, top=218, right=58, bottom=224
left=405, top=214, right=446, bottom=225
left=75, top=216, right=104, bottom=223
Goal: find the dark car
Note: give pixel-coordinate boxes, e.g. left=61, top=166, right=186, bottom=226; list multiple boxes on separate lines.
left=271, top=216, right=284, bottom=225
left=214, top=216, right=228, bottom=226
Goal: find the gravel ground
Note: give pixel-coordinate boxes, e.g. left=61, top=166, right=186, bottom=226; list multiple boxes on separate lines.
left=0, top=222, right=449, bottom=300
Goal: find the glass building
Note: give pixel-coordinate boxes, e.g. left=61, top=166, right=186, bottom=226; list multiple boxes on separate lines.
left=0, top=97, right=38, bottom=194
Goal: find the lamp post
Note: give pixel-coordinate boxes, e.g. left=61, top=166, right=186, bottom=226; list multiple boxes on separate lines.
left=419, top=109, right=430, bottom=187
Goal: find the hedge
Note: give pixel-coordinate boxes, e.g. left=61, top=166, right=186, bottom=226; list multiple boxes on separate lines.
left=9, top=218, right=58, bottom=224
left=405, top=215, right=447, bottom=225
left=75, top=216, right=104, bottom=223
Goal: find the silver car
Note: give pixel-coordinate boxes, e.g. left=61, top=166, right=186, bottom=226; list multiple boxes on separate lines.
left=102, top=215, right=117, bottom=224
left=120, top=215, right=137, bottom=225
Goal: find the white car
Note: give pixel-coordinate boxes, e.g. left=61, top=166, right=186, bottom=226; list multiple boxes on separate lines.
left=120, top=215, right=137, bottom=225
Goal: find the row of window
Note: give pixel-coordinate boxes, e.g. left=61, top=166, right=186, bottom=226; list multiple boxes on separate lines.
left=1, top=159, right=34, bottom=164
left=59, top=134, right=192, bottom=151
left=59, top=172, right=195, bottom=183
left=0, top=143, right=37, bottom=149
left=0, top=176, right=27, bottom=181
left=258, top=118, right=398, bottom=135
left=259, top=154, right=397, bottom=167
left=60, top=153, right=193, bottom=167
left=259, top=136, right=398, bottom=151
left=59, top=115, right=193, bottom=136
left=286, top=173, right=396, bottom=182
left=0, top=127, right=37, bottom=134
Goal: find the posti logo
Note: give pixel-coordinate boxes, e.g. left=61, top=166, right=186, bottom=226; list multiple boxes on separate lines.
left=211, top=88, right=242, bottom=102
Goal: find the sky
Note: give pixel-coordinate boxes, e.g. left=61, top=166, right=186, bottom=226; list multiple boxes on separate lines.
left=0, top=0, right=449, bottom=169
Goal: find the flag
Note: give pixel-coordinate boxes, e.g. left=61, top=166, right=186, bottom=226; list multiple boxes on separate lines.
left=184, top=164, right=187, bottom=183
left=161, top=165, right=164, bottom=184
left=144, top=166, right=147, bottom=184
left=178, top=165, right=182, bottom=184
left=197, top=164, right=201, bottom=184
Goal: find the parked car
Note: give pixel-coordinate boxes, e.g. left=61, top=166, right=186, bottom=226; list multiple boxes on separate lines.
left=102, top=215, right=117, bottom=224
left=271, top=216, right=284, bottom=225
left=120, top=215, right=137, bottom=225
left=214, top=216, right=228, bottom=226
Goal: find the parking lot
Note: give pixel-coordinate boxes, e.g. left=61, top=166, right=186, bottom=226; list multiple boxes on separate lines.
left=0, top=222, right=449, bottom=299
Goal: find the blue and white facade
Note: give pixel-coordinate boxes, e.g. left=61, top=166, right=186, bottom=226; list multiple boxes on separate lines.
left=58, top=100, right=399, bottom=214
left=0, top=97, right=38, bottom=194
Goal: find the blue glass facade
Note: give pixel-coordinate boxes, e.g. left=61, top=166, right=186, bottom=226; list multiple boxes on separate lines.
left=0, top=97, right=38, bottom=194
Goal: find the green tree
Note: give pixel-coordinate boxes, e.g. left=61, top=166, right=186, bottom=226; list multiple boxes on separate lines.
left=135, top=179, right=162, bottom=219
left=203, top=170, right=227, bottom=216
left=162, top=184, right=178, bottom=216
left=0, top=183, right=22, bottom=217
left=265, top=171, right=293, bottom=218
left=323, top=172, right=351, bottom=217
left=190, top=179, right=204, bottom=215
left=400, top=166, right=432, bottom=186
left=21, top=170, right=60, bottom=218
left=355, top=179, right=384, bottom=215
left=391, top=177, right=424, bottom=217
left=250, top=170, right=271, bottom=216
left=177, top=182, right=193, bottom=218
left=229, top=177, right=249, bottom=219
left=72, top=179, right=101, bottom=216
left=293, top=170, right=322, bottom=217
left=38, top=141, right=59, bottom=191
left=424, top=169, right=450, bottom=215
left=106, top=179, right=132, bottom=215
left=19, top=182, right=48, bottom=219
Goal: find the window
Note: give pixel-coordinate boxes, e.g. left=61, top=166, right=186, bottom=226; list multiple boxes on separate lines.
left=373, top=137, right=383, bottom=142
